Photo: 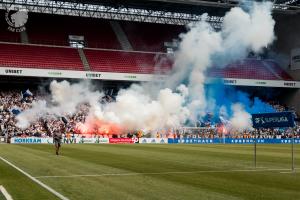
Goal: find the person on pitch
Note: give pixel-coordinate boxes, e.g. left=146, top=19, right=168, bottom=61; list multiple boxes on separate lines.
left=53, top=123, right=65, bottom=155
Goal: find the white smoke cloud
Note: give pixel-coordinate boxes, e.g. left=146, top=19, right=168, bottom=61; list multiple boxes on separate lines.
left=16, top=80, right=103, bottom=129
left=221, top=2, right=275, bottom=60
left=100, top=84, right=189, bottom=131
left=49, top=80, right=101, bottom=115
left=16, top=2, right=275, bottom=132
left=166, top=1, right=275, bottom=127
left=16, top=100, right=47, bottom=129
left=229, top=103, right=253, bottom=131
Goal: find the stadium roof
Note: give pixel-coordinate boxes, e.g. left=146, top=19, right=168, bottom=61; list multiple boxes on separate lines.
left=49, top=0, right=300, bottom=14
left=0, top=0, right=225, bottom=27
left=0, top=0, right=299, bottom=27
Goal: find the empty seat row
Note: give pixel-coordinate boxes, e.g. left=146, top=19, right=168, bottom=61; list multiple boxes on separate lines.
left=84, top=49, right=171, bottom=74
left=0, top=43, right=292, bottom=81
left=0, top=43, right=84, bottom=70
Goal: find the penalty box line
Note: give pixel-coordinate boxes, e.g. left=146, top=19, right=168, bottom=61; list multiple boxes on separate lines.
left=0, top=156, right=69, bottom=200
left=34, top=168, right=297, bottom=179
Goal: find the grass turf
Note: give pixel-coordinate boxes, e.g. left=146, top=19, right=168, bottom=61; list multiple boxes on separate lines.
left=0, top=191, right=6, bottom=200
left=0, top=144, right=299, bottom=200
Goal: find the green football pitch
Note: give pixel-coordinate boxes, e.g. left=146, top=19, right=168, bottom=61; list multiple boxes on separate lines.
left=0, top=144, right=299, bottom=200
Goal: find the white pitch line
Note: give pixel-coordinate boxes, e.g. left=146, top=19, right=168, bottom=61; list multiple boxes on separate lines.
left=34, top=168, right=293, bottom=179
left=0, top=185, right=13, bottom=200
left=0, top=156, right=69, bottom=200
left=279, top=171, right=296, bottom=174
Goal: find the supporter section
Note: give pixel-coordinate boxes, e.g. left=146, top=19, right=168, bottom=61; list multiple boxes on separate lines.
left=0, top=83, right=298, bottom=140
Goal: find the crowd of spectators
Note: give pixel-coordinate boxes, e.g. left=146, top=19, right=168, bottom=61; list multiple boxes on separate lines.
left=0, top=89, right=299, bottom=140
left=0, top=89, right=89, bottom=139
left=177, top=126, right=300, bottom=139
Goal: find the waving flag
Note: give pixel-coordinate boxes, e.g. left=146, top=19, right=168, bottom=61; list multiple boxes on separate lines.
left=11, top=107, right=21, bottom=115
left=21, top=89, right=33, bottom=100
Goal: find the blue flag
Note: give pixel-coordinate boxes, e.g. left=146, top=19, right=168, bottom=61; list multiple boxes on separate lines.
left=11, top=107, right=21, bottom=115
left=21, top=89, right=33, bottom=100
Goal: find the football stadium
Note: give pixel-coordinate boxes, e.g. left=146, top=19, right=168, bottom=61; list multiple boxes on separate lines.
left=0, top=0, right=300, bottom=199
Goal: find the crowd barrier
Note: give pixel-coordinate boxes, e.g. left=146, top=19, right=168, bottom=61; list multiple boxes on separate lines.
left=11, top=137, right=52, bottom=144
left=168, top=138, right=300, bottom=144
left=139, top=138, right=168, bottom=144
left=109, top=138, right=139, bottom=144
left=0, top=137, right=6, bottom=143
left=9, top=137, right=300, bottom=144
left=11, top=137, right=109, bottom=144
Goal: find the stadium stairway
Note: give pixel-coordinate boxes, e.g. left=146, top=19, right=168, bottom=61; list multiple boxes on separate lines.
left=77, top=48, right=91, bottom=71
left=20, top=31, right=29, bottom=44
left=261, top=60, right=282, bottom=80
left=109, top=21, right=133, bottom=51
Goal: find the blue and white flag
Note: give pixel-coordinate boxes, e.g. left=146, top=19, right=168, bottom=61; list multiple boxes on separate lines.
left=21, top=89, right=33, bottom=100
left=11, top=107, right=21, bottom=115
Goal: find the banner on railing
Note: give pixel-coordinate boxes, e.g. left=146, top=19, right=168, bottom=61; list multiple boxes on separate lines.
left=10, top=137, right=300, bottom=144
left=11, top=137, right=53, bottom=144
left=63, top=137, right=109, bottom=144
left=109, top=138, right=139, bottom=144
left=252, top=112, right=295, bottom=128
left=11, top=137, right=109, bottom=144
left=168, top=138, right=300, bottom=144
left=139, top=138, right=168, bottom=144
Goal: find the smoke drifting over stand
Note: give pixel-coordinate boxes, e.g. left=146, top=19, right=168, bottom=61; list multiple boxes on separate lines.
left=17, top=1, right=276, bottom=133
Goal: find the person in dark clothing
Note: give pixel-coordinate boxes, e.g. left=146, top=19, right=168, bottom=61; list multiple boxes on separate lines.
left=53, top=126, right=63, bottom=155
left=44, top=120, right=65, bottom=155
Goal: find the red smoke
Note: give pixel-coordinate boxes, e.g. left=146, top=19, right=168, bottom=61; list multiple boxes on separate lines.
left=75, top=120, right=125, bottom=135
left=217, top=124, right=228, bottom=135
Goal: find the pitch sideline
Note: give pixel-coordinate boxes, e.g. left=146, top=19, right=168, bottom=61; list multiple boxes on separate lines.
left=0, top=156, right=69, bottom=200
left=0, top=185, right=13, bottom=200
left=34, top=168, right=297, bottom=179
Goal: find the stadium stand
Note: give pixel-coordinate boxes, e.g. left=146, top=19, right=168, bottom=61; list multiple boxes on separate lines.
left=0, top=41, right=292, bottom=80
left=207, top=59, right=292, bottom=80
left=0, top=43, right=84, bottom=70
left=85, top=49, right=171, bottom=74
left=26, top=13, right=121, bottom=49
left=0, top=11, right=292, bottom=80
left=263, top=60, right=293, bottom=80
left=121, top=21, right=185, bottom=52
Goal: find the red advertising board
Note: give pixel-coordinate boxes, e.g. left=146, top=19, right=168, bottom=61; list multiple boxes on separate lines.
left=109, top=138, right=138, bottom=144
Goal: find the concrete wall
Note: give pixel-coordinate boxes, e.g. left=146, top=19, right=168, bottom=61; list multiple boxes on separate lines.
left=281, top=89, right=300, bottom=115
left=272, top=13, right=300, bottom=80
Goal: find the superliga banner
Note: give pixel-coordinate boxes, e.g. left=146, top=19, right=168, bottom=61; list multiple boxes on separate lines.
left=252, top=112, right=295, bottom=128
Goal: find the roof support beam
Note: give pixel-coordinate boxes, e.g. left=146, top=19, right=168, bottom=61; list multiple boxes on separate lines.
left=0, top=0, right=223, bottom=27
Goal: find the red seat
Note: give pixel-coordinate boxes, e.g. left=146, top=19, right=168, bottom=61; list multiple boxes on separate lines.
left=263, top=60, right=293, bottom=80
left=85, top=49, right=171, bottom=74
left=207, top=59, right=290, bottom=80
left=121, top=21, right=185, bottom=52
left=0, top=43, right=84, bottom=70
